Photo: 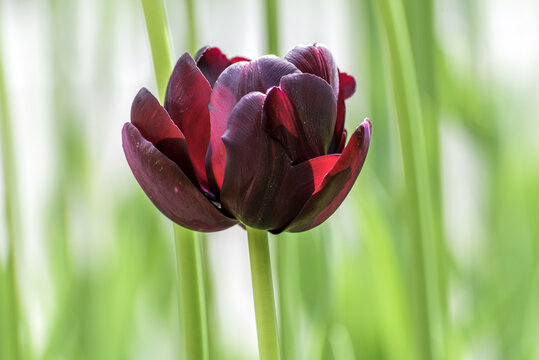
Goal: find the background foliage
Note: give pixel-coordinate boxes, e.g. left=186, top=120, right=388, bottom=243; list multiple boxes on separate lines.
left=1, top=0, right=538, bottom=359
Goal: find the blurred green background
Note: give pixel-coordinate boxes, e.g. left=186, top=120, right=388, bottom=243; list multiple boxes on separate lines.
left=1, top=0, right=539, bottom=359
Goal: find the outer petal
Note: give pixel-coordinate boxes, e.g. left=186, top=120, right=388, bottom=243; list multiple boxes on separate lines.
left=206, top=56, right=299, bottom=193
left=131, top=88, right=197, bottom=185
left=269, top=154, right=340, bottom=234
left=194, top=46, right=233, bottom=87
left=285, top=119, right=372, bottom=232
left=164, top=53, right=212, bottom=190
left=263, top=73, right=337, bottom=163
left=122, top=123, right=237, bottom=232
left=285, top=43, right=339, bottom=98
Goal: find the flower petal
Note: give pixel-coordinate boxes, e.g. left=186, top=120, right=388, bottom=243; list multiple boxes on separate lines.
left=285, top=119, right=372, bottom=232
left=328, top=88, right=346, bottom=154
left=339, top=71, right=356, bottom=100
left=206, top=56, right=299, bottom=193
left=122, top=123, right=237, bottom=232
left=285, top=43, right=339, bottom=98
left=131, top=87, right=197, bottom=185
left=194, top=46, right=233, bottom=87
left=268, top=154, right=340, bottom=234
left=337, top=129, right=347, bottom=153
left=263, top=73, right=337, bottom=163
left=164, top=53, right=212, bottom=191
left=328, top=72, right=356, bottom=153
left=230, top=56, right=250, bottom=63
left=220, top=92, right=310, bottom=230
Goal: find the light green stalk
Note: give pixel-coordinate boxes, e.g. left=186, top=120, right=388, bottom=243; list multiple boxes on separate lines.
left=174, top=226, right=209, bottom=360
left=184, top=0, right=197, bottom=55
left=404, top=0, right=448, bottom=330
left=141, top=0, right=174, bottom=102
left=0, top=22, right=22, bottom=360
left=264, top=0, right=279, bottom=55
left=262, top=1, right=289, bottom=357
left=374, top=0, right=443, bottom=359
left=141, top=2, right=209, bottom=358
left=247, top=227, right=280, bottom=360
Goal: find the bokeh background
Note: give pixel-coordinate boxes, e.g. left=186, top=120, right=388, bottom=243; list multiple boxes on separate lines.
left=1, top=0, right=539, bottom=359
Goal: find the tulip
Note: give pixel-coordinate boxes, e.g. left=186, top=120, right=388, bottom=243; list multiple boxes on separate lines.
left=122, top=44, right=371, bottom=234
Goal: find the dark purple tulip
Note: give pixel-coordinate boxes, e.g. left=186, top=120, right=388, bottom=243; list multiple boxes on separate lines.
left=122, top=44, right=371, bottom=233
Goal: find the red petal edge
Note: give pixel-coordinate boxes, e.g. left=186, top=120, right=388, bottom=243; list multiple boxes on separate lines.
left=284, top=119, right=371, bottom=232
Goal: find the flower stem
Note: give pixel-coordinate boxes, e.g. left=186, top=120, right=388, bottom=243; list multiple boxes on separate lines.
left=246, top=227, right=280, bottom=360
left=0, top=27, right=22, bottom=360
left=141, top=0, right=174, bottom=102
left=140, top=2, right=209, bottom=358
left=174, top=225, right=209, bottom=360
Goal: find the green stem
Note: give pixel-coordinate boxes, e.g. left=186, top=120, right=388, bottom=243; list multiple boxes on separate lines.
left=141, top=0, right=174, bottom=102
left=262, top=0, right=281, bottom=356
left=264, top=0, right=279, bottom=55
left=247, top=227, right=280, bottom=360
left=0, top=24, right=22, bottom=360
left=140, top=3, right=208, bottom=357
left=174, top=225, right=209, bottom=360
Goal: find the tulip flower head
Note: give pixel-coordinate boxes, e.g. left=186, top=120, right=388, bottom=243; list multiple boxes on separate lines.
left=122, top=44, right=371, bottom=233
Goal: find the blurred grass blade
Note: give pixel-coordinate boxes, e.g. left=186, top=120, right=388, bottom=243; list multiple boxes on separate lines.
left=264, top=0, right=279, bottom=55
left=141, top=0, right=174, bottom=102
left=184, top=0, right=197, bottom=54
left=404, top=0, right=448, bottom=327
left=174, top=226, right=209, bottom=360
left=0, top=21, right=23, bottom=360
left=374, top=0, right=444, bottom=358
left=357, top=178, right=416, bottom=359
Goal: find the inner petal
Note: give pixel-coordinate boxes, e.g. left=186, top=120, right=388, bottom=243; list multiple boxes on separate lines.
left=206, top=56, right=299, bottom=192
left=263, top=73, right=337, bottom=164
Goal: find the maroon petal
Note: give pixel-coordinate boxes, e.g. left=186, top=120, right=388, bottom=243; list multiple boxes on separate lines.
left=122, top=123, right=238, bottom=232
left=285, top=43, right=339, bottom=98
left=132, top=88, right=183, bottom=144
left=230, top=56, right=250, bottom=63
left=285, top=119, right=372, bottom=232
left=339, top=71, right=356, bottom=100
left=220, top=92, right=306, bottom=230
left=164, top=53, right=212, bottom=191
left=195, top=46, right=233, bottom=87
left=263, top=73, right=337, bottom=163
left=206, top=57, right=299, bottom=193
left=328, top=87, right=346, bottom=154
left=337, top=129, right=347, bottom=153
left=131, top=88, right=197, bottom=185
left=328, top=71, right=356, bottom=153
left=268, top=154, right=340, bottom=233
